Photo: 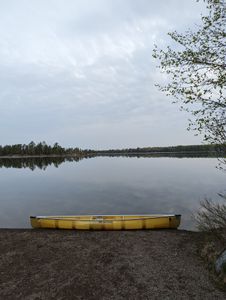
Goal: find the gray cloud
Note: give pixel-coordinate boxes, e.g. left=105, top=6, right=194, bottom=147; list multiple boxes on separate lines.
left=0, top=0, right=206, bottom=148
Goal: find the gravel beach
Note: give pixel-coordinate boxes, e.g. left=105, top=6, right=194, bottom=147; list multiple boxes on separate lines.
left=0, top=229, right=225, bottom=300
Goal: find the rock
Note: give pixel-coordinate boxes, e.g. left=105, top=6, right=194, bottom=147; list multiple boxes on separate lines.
left=215, top=249, right=226, bottom=274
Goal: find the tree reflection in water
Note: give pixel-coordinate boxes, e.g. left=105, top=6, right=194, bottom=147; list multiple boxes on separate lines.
left=0, top=152, right=218, bottom=171
left=0, top=156, right=84, bottom=171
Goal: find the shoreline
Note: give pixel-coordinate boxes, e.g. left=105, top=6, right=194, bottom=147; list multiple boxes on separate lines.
left=0, top=154, right=82, bottom=158
left=1, top=229, right=225, bottom=299
left=0, top=150, right=221, bottom=159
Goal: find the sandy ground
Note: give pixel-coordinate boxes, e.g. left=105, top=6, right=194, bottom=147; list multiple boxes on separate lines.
left=0, top=229, right=225, bottom=300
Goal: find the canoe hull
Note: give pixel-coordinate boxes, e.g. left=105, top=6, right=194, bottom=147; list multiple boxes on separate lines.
left=30, top=215, right=181, bottom=230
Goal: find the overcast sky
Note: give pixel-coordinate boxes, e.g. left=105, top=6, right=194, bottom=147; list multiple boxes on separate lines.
left=0, top=0, right=207, bottom=149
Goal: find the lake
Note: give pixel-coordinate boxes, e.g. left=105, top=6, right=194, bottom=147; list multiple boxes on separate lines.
left=0, top=156, right=225, bottom=229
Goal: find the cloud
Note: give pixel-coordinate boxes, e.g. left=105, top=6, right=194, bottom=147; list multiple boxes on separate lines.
left=0, top=0, right=206, bottom=147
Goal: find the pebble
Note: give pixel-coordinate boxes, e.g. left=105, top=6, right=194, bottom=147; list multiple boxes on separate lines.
left=215, top=249, right=226, bottom=273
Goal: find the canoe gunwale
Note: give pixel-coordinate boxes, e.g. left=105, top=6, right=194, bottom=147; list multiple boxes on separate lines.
left=30, top=215, right=181, bottom=222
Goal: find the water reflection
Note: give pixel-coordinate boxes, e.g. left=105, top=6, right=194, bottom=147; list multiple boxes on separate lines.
left=0, top=156, right=225, bottom=229
left=0, top=156, right=83, bottom=170
left=93, top=152, right=217, bottom=158
left=0, top=152, right=218, bottom=170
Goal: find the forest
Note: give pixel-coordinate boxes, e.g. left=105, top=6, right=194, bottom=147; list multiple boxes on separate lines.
left=89, top=144, right=225, bottom=155
left=0, top=142, right=225, bottom=157
left=0, top=141, right=82, bottom=156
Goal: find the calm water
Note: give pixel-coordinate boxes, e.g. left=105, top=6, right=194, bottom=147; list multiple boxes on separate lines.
left=0, top=156, right=225, bottom=229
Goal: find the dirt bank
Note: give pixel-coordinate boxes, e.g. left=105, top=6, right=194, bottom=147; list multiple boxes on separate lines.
left=0, top=229, right=225, bottom=300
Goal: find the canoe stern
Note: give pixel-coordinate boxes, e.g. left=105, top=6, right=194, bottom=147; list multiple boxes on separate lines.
left=169, top=214, right=181, bottom=229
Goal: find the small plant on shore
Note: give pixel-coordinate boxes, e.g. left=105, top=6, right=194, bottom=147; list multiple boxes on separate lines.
left=196, top=193, right=226, bottom=243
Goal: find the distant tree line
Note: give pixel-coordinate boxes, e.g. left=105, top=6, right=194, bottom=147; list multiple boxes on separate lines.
left=0, top=141, right=83, bottom=156
left=89, top=144, right=225, bottom=155
left=0, top=142, right=225, bottom=157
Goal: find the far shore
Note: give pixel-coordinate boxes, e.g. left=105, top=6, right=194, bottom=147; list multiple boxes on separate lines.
left=0, top=154, right=84, bottom=158
left=0, top=150, right=220, bottom=159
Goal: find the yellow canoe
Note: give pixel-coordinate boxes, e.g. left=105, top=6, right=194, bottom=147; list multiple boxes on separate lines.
left=30, top=214, right=181, bottom=230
